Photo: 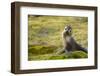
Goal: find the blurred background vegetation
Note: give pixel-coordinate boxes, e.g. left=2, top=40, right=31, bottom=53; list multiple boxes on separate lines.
left=28, top=15, right=88, bottom=61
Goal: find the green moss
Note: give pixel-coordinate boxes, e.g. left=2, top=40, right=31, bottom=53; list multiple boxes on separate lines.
left=28, top=45, right=57, bottom=55
left=28, top=54, right=68, bottom=61
left=28, top=50, right=88, bottom=60
left=68, top=51, right=88, bottom=58
left=49, top=55, right=67, bottom=60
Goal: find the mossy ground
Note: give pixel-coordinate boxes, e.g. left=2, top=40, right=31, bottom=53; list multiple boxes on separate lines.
left=28, top=15, right=88, bottom=61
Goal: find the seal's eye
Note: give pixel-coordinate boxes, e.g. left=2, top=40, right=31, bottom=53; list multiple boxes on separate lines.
left=65, top=28, right=67, bottom=30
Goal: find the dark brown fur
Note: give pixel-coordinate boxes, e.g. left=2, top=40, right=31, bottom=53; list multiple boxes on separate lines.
left=62, top=25, right=87, bottom=53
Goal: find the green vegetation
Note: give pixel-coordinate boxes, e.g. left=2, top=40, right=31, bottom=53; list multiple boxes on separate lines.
left=28, top=15, right=88, bottom=61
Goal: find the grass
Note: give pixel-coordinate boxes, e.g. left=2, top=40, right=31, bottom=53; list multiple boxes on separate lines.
left=28, top=15, right=88, bottom=61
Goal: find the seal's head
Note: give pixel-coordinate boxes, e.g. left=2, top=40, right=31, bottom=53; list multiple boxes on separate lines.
left=64, top=25, right=72, bottom=36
